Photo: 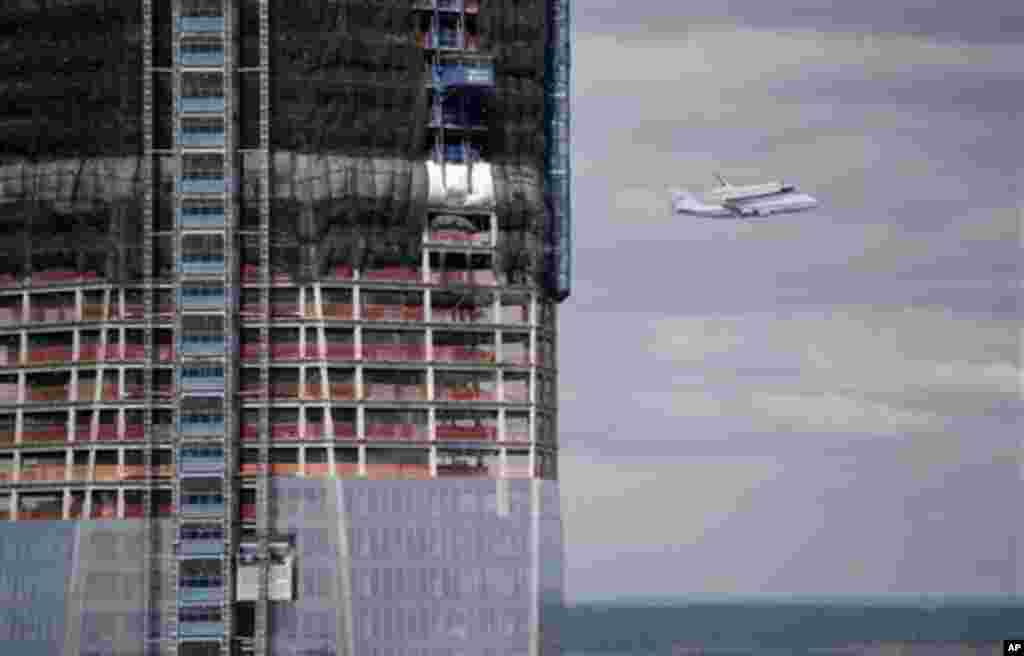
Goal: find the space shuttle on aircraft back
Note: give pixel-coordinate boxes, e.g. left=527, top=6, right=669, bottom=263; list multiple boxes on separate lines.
left=671, top=173, right=820, bottom=219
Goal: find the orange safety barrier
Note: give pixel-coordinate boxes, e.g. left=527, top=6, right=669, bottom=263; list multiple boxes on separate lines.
left=270, top=304, right=301, bottom=318
left=26, top=346, right=73, bottom=364
left=20, top=427, right=67, bottom=444
left=300, top=384, right=324, bottom=400
left=31, top=269, right=81, bottom=284
left=362, top=267, right=420, bottom=282
left=99, top=384, right=118, bottom=401
left=325, top=344, right=357, bottom=359
left=239, top=463, right=267, bottom=477
left=362, top=345, right=426, bottom=362
left=91, top=504, right=118, bottom=519
left=330, top=265, right=355, bottom=280
left=19, top=464, right=67, bottom=482
left=440, top=387, right=495, bottom=402
left=26, top=386, right=69, bottom=402
left=20, top=510, right=64, bottom=521
left=363, top=305, right=409, bottom=321
left=435, top=425, right=497, bottom=440
left=238, top=384, right=266, bottom=399
left=30, top=307, right=77, bottom=323
left=329, top=383, right=356, bottom=400
left=93, top=464, right=121, bottom=482
left=121, top=304, right=145, bottom=319
left=269, top=463, right=300, bottom=476
left=433, top=346, right=495, bottom=363
left=305, top=463, right=332, bottom=478
left=240, top=303, right=267, bottom=318
left=68, top=465, right=91, bottom=481
left=270, top=344, right=301, bottom=359
left=334, top=463, right=360, bottom=477
left=333, top=423, right=357, bottom=440
left=240, top=344, right=264, bottom=360
left=81, top=304, right=109, bottom=321
left=121, top=465, right=148, bottom=480
left=364, top=424, right=426, bottom=441
left=365, top=464, right=431, bottom=480
left=269, top=423, right=300, bottom=440
left=433, top=306, right=488, bottom=323
left=269, top=384, right=299, bottom=399
left=95, top=424, right=119, bottom=441
left=322, top=303, right=354, bottom=320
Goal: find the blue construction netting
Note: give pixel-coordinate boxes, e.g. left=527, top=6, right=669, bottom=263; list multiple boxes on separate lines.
left=545, top=0, right=572, bottom=301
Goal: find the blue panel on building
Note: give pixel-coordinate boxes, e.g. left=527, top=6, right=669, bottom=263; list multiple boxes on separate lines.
left=0, top=523, right=75, bottom=655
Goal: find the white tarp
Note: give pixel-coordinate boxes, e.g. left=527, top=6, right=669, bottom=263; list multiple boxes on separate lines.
left=426, top=160, right=495, bottom=209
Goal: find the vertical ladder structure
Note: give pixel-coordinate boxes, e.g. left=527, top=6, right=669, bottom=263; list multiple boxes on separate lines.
left=140, top=0, right=160, bottom=653
left=173, top=1, right=234, bottom=654
left=252, top=1, right=273, bottom=654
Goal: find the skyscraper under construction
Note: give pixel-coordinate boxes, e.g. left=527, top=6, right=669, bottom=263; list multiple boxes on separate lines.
left=0, top=1, right=570, bottom=654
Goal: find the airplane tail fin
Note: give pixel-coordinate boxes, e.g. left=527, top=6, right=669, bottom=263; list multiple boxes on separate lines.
left=713, top=172, right=730, bottom=188
left=670, top=188, right=700, bottom=213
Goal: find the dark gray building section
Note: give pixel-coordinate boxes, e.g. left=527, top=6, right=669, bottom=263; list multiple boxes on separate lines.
left=0, top=522, right=76, bottom=655
left=265, top=478, right=564, bottom=656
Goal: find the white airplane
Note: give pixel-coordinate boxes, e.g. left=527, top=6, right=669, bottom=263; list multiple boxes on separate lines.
left=671, top=173, right=819, bottom=218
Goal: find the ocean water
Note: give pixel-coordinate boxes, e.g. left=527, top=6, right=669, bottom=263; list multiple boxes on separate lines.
left=557, top=600, right=1024, bottom=655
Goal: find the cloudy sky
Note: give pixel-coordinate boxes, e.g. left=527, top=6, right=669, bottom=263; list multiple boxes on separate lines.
left=559, top=0, right=1022, bottom=602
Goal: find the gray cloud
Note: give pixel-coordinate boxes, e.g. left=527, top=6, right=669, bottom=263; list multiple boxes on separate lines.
left=577, top=0, right=1024, bottom=46
left=562, top=4, right=1024, bottom=601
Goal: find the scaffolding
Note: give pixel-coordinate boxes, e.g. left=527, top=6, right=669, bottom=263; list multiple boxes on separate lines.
left=0, top=0, right=567, bottom=653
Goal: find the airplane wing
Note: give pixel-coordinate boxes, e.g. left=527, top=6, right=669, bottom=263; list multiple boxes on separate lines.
left=724, top=190, right=819, bottom=216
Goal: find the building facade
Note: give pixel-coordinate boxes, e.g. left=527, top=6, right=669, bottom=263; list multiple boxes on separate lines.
left=0, top=0, right=570, bottom=654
